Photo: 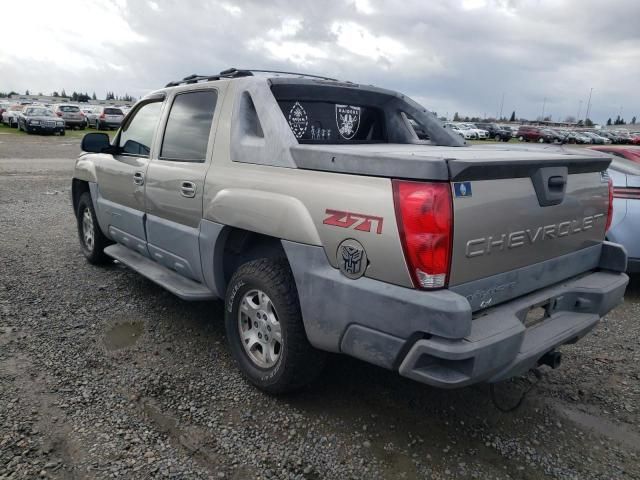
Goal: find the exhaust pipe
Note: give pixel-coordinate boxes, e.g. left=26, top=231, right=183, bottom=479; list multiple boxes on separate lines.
left=538, top=351, right=562, bottom=369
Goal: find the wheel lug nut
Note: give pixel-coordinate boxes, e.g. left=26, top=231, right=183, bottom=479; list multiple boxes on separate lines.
left=258, top=333, right=262, bottom=339
left=265, top=335, right=269, bottom=341
left=267, top=326, right=271, bottom=331
left=254, top=321, right=258, bottom=327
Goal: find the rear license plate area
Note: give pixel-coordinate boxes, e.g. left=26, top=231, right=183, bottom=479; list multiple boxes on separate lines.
left=524, top=301, right=552, bottom=328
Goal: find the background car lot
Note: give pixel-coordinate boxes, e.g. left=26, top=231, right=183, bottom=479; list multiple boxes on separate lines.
left=1, top=131, right=639, bottom=479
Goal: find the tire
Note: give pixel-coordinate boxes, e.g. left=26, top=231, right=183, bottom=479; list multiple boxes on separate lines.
left=494, top=134, right=501, bottom=141
left=518, top=135, right=524, bottom=141
left=538, top=137, right=545, bottom=143
left=60, top=130, right=65, bottom=136
left=76, top=192, right=111, bottom=264
left=225, top=258, right=326, bottom=394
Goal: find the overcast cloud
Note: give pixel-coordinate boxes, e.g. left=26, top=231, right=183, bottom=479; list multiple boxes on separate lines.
left=1, top=0, right=639, bottom=123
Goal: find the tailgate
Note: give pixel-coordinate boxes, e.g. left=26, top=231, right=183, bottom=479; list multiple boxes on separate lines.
left=447, top=153, right=611, bottom=300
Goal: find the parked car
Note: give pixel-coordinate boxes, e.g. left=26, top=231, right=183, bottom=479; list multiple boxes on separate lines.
left=630, top=133, right=640, bottom=145
left=17, top=106, right=65, bottom=135
left=51, top=104, right=86, bottom=129
left=589, top=149, right=640, bottom=273
left=444, top=122, right=474, bottom=139
left=580, top=132, right=605, bottom=145
left=71, top=68, right=627, bottom=394
left=91, top=106, right=125, bottom=130
left=459, top=123, right=488, bottom=139
left=1, top=104, right=24, bottom=127
left=0, top=102, right=11, bottom=121
left=589, top=146, right=640, bottom=163
left=516, top=125, right=554, bottom=143
left=475, top=123, right=512, bottom=142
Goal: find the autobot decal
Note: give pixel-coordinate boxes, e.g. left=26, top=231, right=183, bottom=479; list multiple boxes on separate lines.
left=323, top=209, right=383, bottom=234
left=336, top=104, right=361, bottom=140
left=337, top=239, right=367, bottom=279
left=288, top=102, right=308, bottom=138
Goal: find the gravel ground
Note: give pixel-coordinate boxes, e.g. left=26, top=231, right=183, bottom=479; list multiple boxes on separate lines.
left=0, top=133, right=639, bottom=479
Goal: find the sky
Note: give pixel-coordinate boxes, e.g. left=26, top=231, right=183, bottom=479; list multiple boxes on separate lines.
left=1, top=0, right=639, bottom=123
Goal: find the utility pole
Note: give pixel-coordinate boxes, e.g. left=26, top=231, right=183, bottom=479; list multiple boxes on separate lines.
left=499, top=92, right=505, bottom=120
left=585, top=88, right=593, bottom=121
left=541, top=97, right=547, bottom=120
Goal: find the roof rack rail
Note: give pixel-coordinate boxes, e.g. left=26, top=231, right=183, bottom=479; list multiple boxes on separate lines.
left=165, top=68, right=339, bottom=87
left=221, top=68, right=339, bottom=82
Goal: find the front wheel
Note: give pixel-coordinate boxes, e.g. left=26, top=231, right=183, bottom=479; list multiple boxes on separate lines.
left=225, top=259, right=326, bottom=394
left=76, top=192, right=111, bottom=264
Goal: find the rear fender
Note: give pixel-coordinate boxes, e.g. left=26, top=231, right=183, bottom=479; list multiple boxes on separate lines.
left=205, top=188, right=322, bottom=246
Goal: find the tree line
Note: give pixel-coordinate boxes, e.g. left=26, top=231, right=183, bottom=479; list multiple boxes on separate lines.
left=0, top=90, right=137, bottom=102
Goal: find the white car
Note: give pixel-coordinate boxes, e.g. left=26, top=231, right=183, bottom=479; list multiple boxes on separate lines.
left=1, top=105, right=25, bottom=127
left=460, top=123, right=488, bottom=140
left=444, top=123, right=475, bottom=139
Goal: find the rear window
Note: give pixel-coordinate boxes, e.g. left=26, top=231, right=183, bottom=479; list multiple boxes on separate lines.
left=104, top=108, right=123, bottom=115
left=59, top=106, right=79, bottom=112
left=276, top=100, right=385, bottom=144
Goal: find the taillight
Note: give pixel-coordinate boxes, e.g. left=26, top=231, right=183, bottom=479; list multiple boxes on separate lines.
left=606, top=177, right=614, bottom=232
left=56, top=111, right=62, bottom=116
left=100, top=113, right=106, bottom=119
left=392, top=180, right=453, bottom=289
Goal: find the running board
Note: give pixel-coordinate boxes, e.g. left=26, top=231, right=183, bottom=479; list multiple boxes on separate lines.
left=104, top=244, right=216, bottom=301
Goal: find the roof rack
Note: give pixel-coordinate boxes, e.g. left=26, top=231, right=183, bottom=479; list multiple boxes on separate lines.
left=165, top=68, right=339, bottom=87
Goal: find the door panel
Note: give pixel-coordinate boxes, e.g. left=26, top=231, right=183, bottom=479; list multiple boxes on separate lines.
left=144, top=89, right=219, bottom=282
left=92, top=99, right=164, bottom=257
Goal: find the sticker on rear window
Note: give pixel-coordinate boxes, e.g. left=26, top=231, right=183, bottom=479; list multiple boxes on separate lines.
left=287, top=102, right=308, bottom=139
left=454, top=182, right=472, bottom=198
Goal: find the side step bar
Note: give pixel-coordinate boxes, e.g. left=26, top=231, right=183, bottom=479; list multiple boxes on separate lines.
left=104, top=244, right=217, bottom=301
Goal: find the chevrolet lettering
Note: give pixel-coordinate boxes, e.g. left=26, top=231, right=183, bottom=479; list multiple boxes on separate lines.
left=466, top=214, right=606, bottom=258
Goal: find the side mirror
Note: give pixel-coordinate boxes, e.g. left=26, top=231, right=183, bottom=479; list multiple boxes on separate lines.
left=81, top=132, right=112, bottom=153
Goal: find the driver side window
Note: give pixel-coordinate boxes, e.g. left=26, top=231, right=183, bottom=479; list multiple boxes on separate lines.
left=118, top=101, right=163, bottom=156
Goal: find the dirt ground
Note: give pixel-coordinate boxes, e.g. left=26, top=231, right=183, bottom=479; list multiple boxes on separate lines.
left=0, top=132, right=639, bottom=479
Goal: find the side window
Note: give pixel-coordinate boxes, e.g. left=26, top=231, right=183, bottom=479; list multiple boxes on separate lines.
left=160, top=90, right=218, bottom=162
left=118, top=101, right=163, bottom=157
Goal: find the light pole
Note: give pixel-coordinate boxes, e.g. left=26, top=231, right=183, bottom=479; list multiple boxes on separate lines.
left=585, top=88, right=593, bottom=122
left=499, top=92, right=505, bottom=120
left=541, top=97, right=547, bottom=121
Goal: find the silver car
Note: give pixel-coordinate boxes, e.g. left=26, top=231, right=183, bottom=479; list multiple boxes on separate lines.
left=91, top=106, right=125, bottom=130
left=51, top=104, right=86, bottom=129
left=590, top=146, right=640, bottom=273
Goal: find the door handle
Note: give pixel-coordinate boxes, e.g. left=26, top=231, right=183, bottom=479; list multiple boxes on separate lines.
left=133, top=171, right=145, bottom=186
left=180, top=181, right=196, bottom=198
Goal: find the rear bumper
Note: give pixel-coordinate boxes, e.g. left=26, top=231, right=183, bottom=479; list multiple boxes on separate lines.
left=283, top=240, right=629, bottom=389
left=398, top=270, right=627, bottom=387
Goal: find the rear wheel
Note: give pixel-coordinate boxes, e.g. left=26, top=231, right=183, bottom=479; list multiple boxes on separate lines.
left=225, top=259, right=326, bottom=394
left=76, top=192, right=111, bottom=264
left=518, top=135, right=524, bottom=141
left=538, top=137, right=545, bottom=143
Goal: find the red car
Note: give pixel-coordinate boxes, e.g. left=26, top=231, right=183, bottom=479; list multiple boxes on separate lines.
left=589, top=145, right=640, bottom=162
left=630, top=133, right=640, bottom=145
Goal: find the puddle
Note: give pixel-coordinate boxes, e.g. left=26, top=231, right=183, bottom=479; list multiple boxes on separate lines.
left=103, top=321, right=144, bottom=350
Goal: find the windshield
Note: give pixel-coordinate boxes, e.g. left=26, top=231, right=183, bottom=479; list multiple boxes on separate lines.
left=26, top=108, right=53, bottom=116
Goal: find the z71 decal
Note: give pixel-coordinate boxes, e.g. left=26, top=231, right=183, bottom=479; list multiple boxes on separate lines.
left=323, top=209, right=383, bottom=234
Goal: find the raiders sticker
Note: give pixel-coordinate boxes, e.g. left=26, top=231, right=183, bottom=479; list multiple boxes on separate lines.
left=288, top=101, right=308, bottom=138
left=336, top=104, right=361, bottom=140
